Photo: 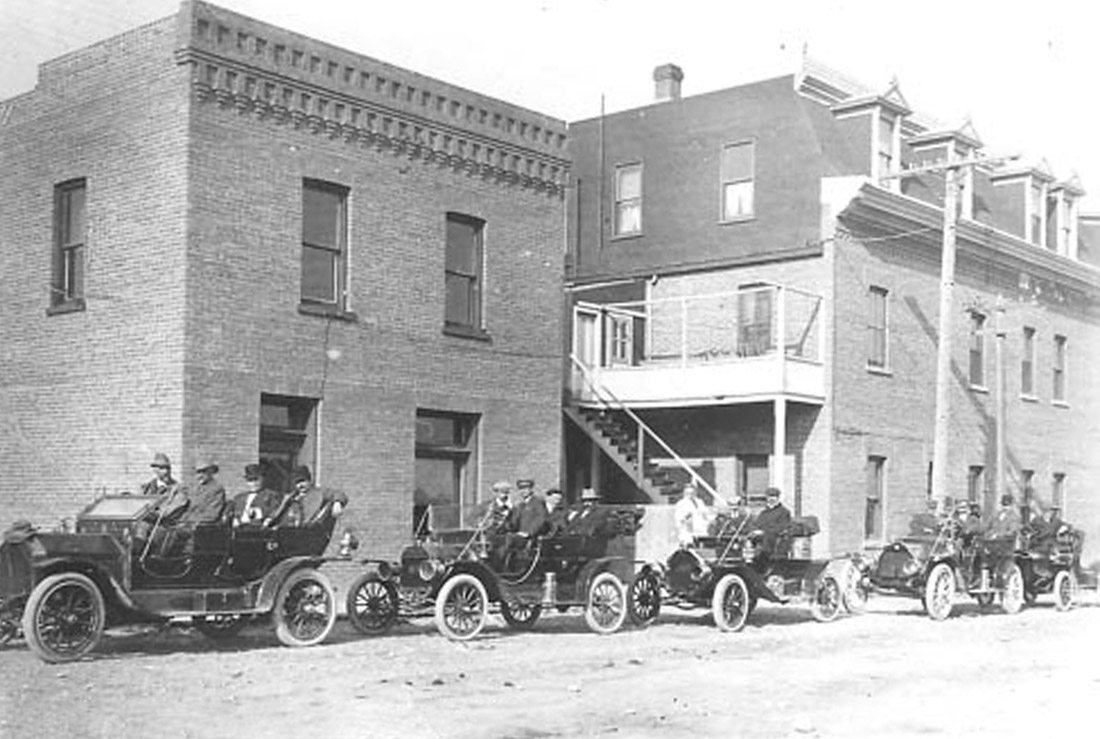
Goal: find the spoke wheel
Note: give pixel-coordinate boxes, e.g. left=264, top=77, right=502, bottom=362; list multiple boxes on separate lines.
left=22, top=573, right=105, bottom=663
left=584, top=571, right=627, bottom=635
left=810, top=575, right=842, bottom=623
left=711, top=573, right=751, bottom=633
left=1053, top=570, right=1077, bottom=612
left=194, top=614, right=248, bottom=640
left=627, top=573, right=662, bottom=627
left=346, top=574, right=400, bottom=635
left=500, top=599, right=542, bottom=630
left=0, top=599, right=23, bottom=646
left=1000, top=563, right=1024, bottom=615
left=840, top=563, right=868, bottom=615
left=923, top=563, right=954, bottom=621
left=273, top=568, right=336, bottom=647
left=435, top=574, right=488, bottom=641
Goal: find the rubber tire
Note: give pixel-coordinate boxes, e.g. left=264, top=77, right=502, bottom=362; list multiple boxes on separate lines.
left=810, top=575, right=842, bottom=623
left=627, top=573, right=662, bottom=627
left=345, top=574, right=400, bottom=635
left=584, top=572, right=627, bottom=635
left=194, top=614, right=248, bottom=640
left=1053, top=570, right=1076, bottom=612
left=273, top=568, right=337, bottom=647
left=435, top=573, right=489, bottom=641
left=1000, top=563, right=1025, bottom=615
left=500, top=600, right=542, bottom=630
left=923, top=563, right=954, bottom=621
left=711, top=573, right=751, bottom=633
left=23, top=572, right=105, bottom=663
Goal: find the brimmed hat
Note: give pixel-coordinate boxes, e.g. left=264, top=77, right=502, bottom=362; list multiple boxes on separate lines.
left=151, top=452, right=172, bottom=469
left=545, top=488, right=563, bottom=497
left=516, top=479, right=535, bottom=490
left=244, top=463, right=263, bottom=481
left=581, top=487, right=601, bottom=501
left=195, top=458, right=219, bottom=474
left=291, top=465, right=312, bottom=485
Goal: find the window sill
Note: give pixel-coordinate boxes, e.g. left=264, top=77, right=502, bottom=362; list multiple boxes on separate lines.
left=866, top=365, right=893, bottom=377
left=298, top=302, right=358, bottom=322
left=443, top=323, right=492, bottom=342
left=1052, top=399, right=1069, bottom=409
left=610, top=231, right=643, bottom=242
left=969, top=384, right=989, bottom=394
left=1020, top=394, right=1039, bottom=403
left=46, top=299, right=86, bottom=316
left=719, top=215, right=755, bottom=225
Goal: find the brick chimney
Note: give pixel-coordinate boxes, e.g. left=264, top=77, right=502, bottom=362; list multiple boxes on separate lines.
left=653, top=63, right=684, bottom=102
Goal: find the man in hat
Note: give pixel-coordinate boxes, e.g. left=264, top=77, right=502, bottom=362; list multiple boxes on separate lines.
left=269, top=465, right=348, bottom=527
left=231, top=464, right=282, bottom=527
left=180, top=459, right=227, bottom=525
left=565, top=487, right=609, bottom=537
left=138, top=452, right=180, bottom=499
left=478, top=480, right=514, bottom=533
left=987, top=493, right=1022, bottom=538
left=750, top=486, right=792, bottom=556
left=506, top=479, right=547, bottom=539
left=540, top=488, right=568, bottom=537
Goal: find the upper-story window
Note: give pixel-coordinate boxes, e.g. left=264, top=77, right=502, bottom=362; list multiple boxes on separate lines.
left=1053, top=334, right=1067, bottom=403
left=876, top=115, right=895, bottom=186
left=51, top=179, right=87, bottom=312
left=720, top=141, right=755, bottom=221
left=968, top=311, right=986, bottom=388
left=867, top=286, right=888, bottom=370
left=444, top=213, right=485, bottom=334
left=613, top=163, right=642, bottom=236
left=1029, top=182, right=1046, bottom=246
left=301, top=179, right=349, bottom=311
left=1021, top=326, right=1036, bottom=397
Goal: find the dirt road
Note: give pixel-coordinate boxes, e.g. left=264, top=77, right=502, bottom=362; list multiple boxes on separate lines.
left=2, top=596, right=1098, bottom=739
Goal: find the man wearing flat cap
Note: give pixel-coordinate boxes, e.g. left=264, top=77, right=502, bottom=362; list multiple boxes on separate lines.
left=751, top=486, right=792, bottom=556
left=180, top=459, right=227, bottom=525
left=478, top=480, right=514, bottom=533
left=507, top=479, right=547, bottom=539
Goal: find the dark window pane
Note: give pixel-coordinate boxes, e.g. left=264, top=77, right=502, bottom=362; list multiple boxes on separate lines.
left=303, top=186, right=341, bottom=247
left=301, top=245, right=336, bottom=302
left=445, top=218, right=479, bottom=274
left=66, top=247, right=84, bottom=300
left=445, top=273, right=473, bottom=325
left=721, top=143, right=753, bottom=181
left=64, top=186, right=85, bottom=246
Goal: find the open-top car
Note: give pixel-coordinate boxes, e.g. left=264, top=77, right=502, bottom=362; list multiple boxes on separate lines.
left=865, top=503, right=1025, bottom=620
left=344, top=503, right=643, bottom=641
left=0, top=494, right=346, bottom=662
left=630, top=513, right=855, bottom=632
left=1017, top=513, right=1091, bottom=610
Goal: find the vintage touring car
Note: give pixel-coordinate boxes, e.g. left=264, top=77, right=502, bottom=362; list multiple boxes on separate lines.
left=0, top=494, right=346, bottom=662
left=344, top=503, right=643, bottom=640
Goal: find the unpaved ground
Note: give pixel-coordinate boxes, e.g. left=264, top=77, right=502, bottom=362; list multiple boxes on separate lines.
left=2, top=596, right=1099, bottom=739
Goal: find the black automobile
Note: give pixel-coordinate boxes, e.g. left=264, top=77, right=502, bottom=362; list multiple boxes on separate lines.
left=630, top=515, right=854, bottom=632
left=344, top=503, right=643, bottom=640
left=0, top=494, right=346, bottom=662
left=865, top=505, right=1025, bottom=620
left=1017, top=514, right=1089, bottom=610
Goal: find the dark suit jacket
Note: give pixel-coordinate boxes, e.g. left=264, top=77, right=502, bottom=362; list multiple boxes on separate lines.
left=509, top=495, right=548, bottom=537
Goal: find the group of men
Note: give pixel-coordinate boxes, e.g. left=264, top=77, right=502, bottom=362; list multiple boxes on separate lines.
left=480, top=479, right=609, bottom=541
left=135, top=452, right=347, bottom=555
left=674, top=483, right=793, bottom=554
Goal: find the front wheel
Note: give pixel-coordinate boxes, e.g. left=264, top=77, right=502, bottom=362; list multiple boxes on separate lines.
left=346, top=574, right=400, bottom=635
left=923, top=563, right=954, bottom=621
left=840, top=563, right=869, bottom=615
left=273, top=568, right=337, bottom=647
left=810, top=575, right=842, bottom=623
left=627, top=572, right=662, bottom=627
left=584, top=572, right=627, bottom=635
left=1053, top=570, right=1077, bottom=612
left=435, top=573, right=488, bottom=641
left=22, top=573, right=105, bottom=663
left=711, top=573, right=751, bottom=632
left=1000, top=563, right=1024, bottom=615
left=500, top=599, right=542, bottom=630
left=194, top=614, right=248, bottom=640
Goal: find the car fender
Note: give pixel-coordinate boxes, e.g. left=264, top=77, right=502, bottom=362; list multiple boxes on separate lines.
left=431, top=561, right=499, bottom=601
left=254, top=556, right=326, bottom=612
left=34, top=557, right=133, bottom=614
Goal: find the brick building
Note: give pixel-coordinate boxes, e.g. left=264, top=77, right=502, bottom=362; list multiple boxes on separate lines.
left=0, top=1, right=568, bottom=563
left=565, top=60, right=1100, bottom=561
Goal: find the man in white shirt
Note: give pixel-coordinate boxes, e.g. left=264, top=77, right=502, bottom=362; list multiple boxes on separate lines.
left=674, top=483, right=714, bottom=546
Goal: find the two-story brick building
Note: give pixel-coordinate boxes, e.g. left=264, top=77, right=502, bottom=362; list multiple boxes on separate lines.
left=565, top=60, right=1100, bottom=560
left=0, top=1, right=568, bottom=562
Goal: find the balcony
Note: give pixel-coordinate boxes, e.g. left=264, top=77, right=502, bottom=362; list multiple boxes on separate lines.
left=571, top=284, right=826, bottom=408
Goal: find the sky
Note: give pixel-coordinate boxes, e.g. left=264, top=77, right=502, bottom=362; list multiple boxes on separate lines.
left=3, top=0, right=1099, bottom=208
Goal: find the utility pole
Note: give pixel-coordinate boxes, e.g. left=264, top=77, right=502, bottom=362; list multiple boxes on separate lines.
left=994, top=296, right=1007, bottom=509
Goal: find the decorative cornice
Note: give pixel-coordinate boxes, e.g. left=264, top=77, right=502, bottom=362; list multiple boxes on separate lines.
left=179, top=48, right=567, bottom=196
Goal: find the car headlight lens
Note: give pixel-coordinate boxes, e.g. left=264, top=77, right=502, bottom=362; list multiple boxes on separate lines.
left=903, top=559, right=921, bottom=576
left=418, top=559, right=441, bottom=581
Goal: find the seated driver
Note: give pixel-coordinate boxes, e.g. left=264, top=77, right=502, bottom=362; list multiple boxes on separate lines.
left=986, top=494, right=1021, bottom=538
left=750, top=487, right=792, bottom=556
left=269, top=465, right=348, bottom=527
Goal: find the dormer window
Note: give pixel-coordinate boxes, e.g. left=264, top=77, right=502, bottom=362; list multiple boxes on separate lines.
left=830, top=81, right=910, bottom=192
left=1029, top=181, right=1046, bottom=246
left=876, top=113, right=897, bottom=187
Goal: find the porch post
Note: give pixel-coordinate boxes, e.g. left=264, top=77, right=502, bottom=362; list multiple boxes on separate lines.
left=772, top=397, right=787, bottom=493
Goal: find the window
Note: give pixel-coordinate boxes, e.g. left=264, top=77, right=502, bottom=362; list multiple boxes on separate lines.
left=607, top=314, right=633, bottom=366
left=1021, top=469, right=1035, bottom=512
left=721, top=142, right=754, bottom=220
left=259, top=394, right=318, bottom=493
left=614, top=163, right=642, bottom=235
left=51, top=179, right=86, bottom=311
left=1021, top=327, right=1035, bottom=396
left=1029, top=182, right=1044, bottom=245
left=1053, top=334, right=1067, bottom=402
left=968, top=312, right=986, bottom=387
left=444, top=213, right=485, bottom=333
left=865, top=456, right=885, bottom=540
left=301, top=180, right=348, bottom=310
left=967, top=465, right=984, bottom=504
left=876, top=114, right=894, bottom=185
left=867, top=286, right=888, bottom=369
left=1051, top=473, right=1066, bottom=511
left=738, top=454, right=770, bottom=506
left=414, top=410, right=479, bottom=534
left=737, top=285, right=774, bottom=357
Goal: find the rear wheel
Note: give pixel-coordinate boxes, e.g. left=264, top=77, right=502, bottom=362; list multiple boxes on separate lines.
left=1053, top=570, right=1077, bottom=612
left=810, top=575, right=842, bottom=623
left=500, top=599, right=542, bottom=630
left=194, top=614, right=247, bottom=640
left=711, top=573, right=751, bottom=632
left=1000, top=563, right=1024, bottom=615
left=923, top=563, right=954, bottom=621
left=584, top=572, right=627, bottom=635
left=627, top=572, right=662, bottom=627
left=346, top=574, right=400, bottom=635
left=22, top=573, right=105, bottom=663
left=435, top=574, right=488, bottom=641
left=0, top=598, right=23, bottom=646
left=840, top=563, right=868, bottom=615
left=273, top=568, right=337, bottom=647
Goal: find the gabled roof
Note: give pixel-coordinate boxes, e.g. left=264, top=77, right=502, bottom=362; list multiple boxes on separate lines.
left=907, top=118, right=984, bottom=151
left=990, top=157, right=1056, bottom=183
